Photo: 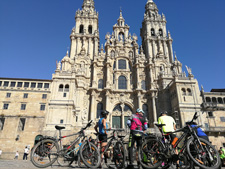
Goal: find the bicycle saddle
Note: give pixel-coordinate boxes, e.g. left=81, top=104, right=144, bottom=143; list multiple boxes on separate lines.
left=55, top=125, right=65, bottom=130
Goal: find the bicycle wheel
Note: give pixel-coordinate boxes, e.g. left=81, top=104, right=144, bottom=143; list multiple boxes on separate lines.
left=30, top=139, right=59, bottom=168
left=114, top=141, right=126, bottom=169
left=105, top=145, right=116, bottom=169
left=79, top=141, right=101, bottom=168
left=138, top=138, right=165, bottom=169
left=186, top=137, right=221, bottom=169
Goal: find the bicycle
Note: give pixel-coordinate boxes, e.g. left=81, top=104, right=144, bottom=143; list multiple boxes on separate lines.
left=30, top=120, right=101, bottom=168
left=138, top=112, right=221, bottom=169
left=92, top=128, right=126, bottom=169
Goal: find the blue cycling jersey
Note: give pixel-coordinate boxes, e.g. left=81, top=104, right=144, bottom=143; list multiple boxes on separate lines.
left=191, top=124, right=207, bottom=137
left=98, top=118, right=108, bottom=134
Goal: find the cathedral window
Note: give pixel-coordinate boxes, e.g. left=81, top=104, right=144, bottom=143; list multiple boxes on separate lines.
left=0, top=81, right=2, bottom=86
left=3, top=81, right=9, bottom=87
left=113, top=104, right=122, bottom=111
left=65, top=84, right=69, bottom=92
left=18, top=118, right=26, bottom=131
left=98, top=79, right=104, bottom=89
left=142, top=104, right=149, bottom=118
left=223, top=98, right=225, bottom=104
left=206, top=97, right=211, bottom=103
left=63, top=93, right=67, bottom=97
left=3, top=103, right=9, bottom=110
left=44, top=83, right=49, bottom=88
left=141, top=80, right=146, bottom=90
left=88, top=25, right=92, bottom=34
left=208, top=111, right=213, bottom=118
left=21, top=104, right=26, bottom=110
left=6, top=93, right=11, bottom=98
left=124, top=105, right=132, bottom=112
left=79, top=25, right=84, bottom=33
left=97, top=103, right=103, bottom=118
left=37, top=83, right=43, bottom=88
left=0, top=118, right=5, bottom=130
left=187, top=88, right=192, bottom=96
left=181, top=88, right=186, bottom=95
left=23, top=93, right=28, bottom=98
left=59, top=84, right=64, bottom=92
left=17, top=82, right=23, bottom=87
left=118, top=59, right=126, bottom=69
left=159, top=29, right=163, bottom=37
left=212, top=97, right=217, bottom=103
left=10, top=82, right=16, bottom=87
left=24, top=82, right=29, bottom=88
left=40, top=104, right=46, bottom=111
left=31, top=83, right=36, bottom=88
left=60, top=119, right=63, bottom=124
left=42, top=94, right=47, bottom=99
left=151, top=28, right=155, bottom=36
left=218, top=97, right=223, bottom=104
left=118, top=76, right=127, bottom=89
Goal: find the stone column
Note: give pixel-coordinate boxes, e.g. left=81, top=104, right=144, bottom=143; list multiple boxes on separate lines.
left=168, top=40, right=174, bottom=63
left=106, top=63, right=110, bottom=88
left=152, top=41, right=156, bottom=58
left=70, top=36, right=76, bottom=59
left=137, top=92, right=142, bottom=108
left=90, top=91, right=96, bottom=121
left=151, top=92, right=157, bottom=123
left=94, top=37, right=98, bottom=57
left=136, top=64, right=140, bottom=89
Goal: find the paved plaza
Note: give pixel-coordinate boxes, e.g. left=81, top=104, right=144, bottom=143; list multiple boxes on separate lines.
left=0, top=159, right=224, bottom=169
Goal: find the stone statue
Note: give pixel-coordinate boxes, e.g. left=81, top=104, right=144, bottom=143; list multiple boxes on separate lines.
left=119, top=34, right=123, bottom=41
left=57, top=61, right=61, bottom=70
left=185, top=65, right=192, bottom=75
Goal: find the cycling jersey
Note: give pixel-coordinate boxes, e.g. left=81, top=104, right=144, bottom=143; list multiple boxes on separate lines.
left=158, top=115, right=176, bottom=133
left=98, top=117, right=108, bottom=135
left=127, top=114, right=148, bottom=132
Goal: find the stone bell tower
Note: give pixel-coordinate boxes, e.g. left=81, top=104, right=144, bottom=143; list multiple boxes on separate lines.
left=70, top=0, right=99, bottom=60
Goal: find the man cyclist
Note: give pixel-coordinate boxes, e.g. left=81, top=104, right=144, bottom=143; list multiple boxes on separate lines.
left=126, top=108, right=148, bottom=169
left=158, top=111, right=176, bottom=141
left=94, top=110, right=109, bottom=167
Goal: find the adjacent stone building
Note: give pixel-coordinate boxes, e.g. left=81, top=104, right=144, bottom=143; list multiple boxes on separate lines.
left=0, top=0, right=224, bottom=158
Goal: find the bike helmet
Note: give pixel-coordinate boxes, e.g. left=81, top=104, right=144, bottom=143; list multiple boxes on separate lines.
left=101, top=110, right=109, bottom=117
left=136, top=108, right=145, bottom=114
left=159, top=111, right=168, bottom=116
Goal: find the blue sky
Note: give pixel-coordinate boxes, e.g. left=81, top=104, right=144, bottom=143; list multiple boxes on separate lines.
left=0, top=0, right=224, bottom=92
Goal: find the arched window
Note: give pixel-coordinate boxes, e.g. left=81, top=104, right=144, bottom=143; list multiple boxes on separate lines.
left=64, top=84, right=69, bottom=92
left=218, top=97, right=223, bottom=104
left=88, top=25, right=92, bottom=34
left=98, top=79, right=104, bottom=89
left=142, top=104, right=149, bottom=118
left=113, top=104, right=122, bottom=111
left=159, top=29, right=163, bottom=37
left=124, top=105, right=132, bottom=112
left=181, top=88, right=186, bottom=95
left=187, top=88, right=192, bottom=96
left=118, top=76, right=127, bottom=89
left=206, top=97, right=211, bottom=103
left=59, top=84, right=64, bottom=92
left=212, top=97, right=217, bottom=103
left=118, top=59, right=126, bottom=69
left=79, top=25, right=84, bottom=33
left=141, top=80, right=146, bottom=90
left=97, top=103, right=103, bottom=118
left=151, top=28, right=155, bottom=36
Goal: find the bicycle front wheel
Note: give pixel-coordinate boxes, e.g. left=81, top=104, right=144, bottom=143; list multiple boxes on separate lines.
left=30, top=139, right=59, bottom=168
left=186, top=137, right=221, bottom=169
left=138, top=138, right=165, bottom=169
left=79, top=141, right=101, bottom=168
left=114, top=141, right=126, bottom=169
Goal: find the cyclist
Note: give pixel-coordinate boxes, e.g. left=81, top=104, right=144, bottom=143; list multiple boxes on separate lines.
left=158, top=111, right=177, bottom=141
left=126, top=108, right=148, bottom=169
left=94, top=110, right=109, bottom=167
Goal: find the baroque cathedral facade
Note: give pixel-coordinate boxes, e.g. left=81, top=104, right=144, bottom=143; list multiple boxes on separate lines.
left=1, top=0, right=224, bottom=158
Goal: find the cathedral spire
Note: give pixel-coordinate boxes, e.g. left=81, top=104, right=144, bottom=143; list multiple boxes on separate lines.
left=82, top=0, right=95, bottom=11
